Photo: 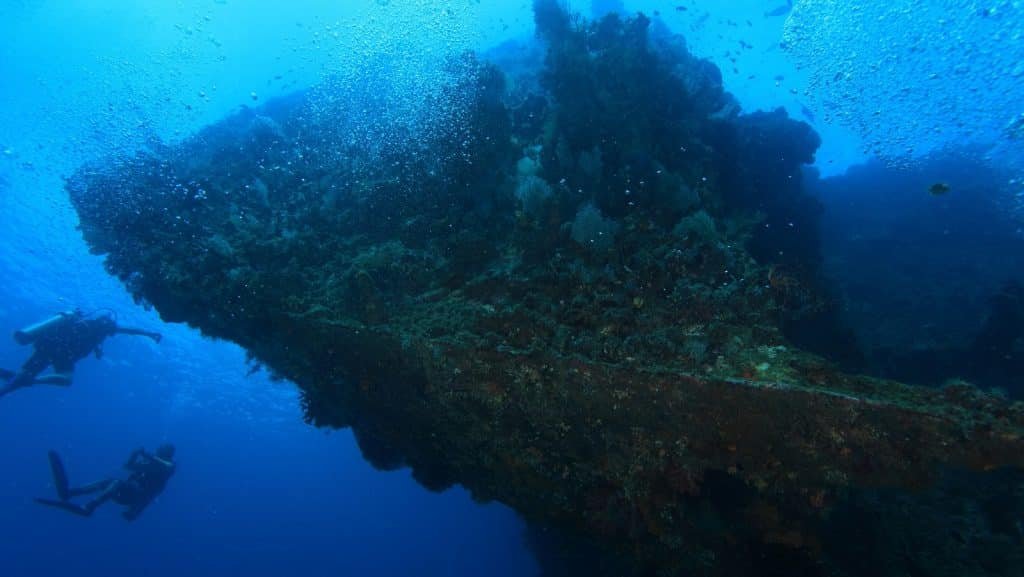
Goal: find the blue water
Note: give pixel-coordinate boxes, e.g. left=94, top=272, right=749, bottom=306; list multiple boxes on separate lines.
left=1, top=1, right=1022, bottom=576
left=0, top=3, right=539, bottom=576
left=0, top=302, right=534, bottom=576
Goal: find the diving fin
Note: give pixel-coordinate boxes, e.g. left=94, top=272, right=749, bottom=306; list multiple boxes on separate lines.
left=34, top=498, right=91, bottom=517
left=47, top=451, right=70, bottom=501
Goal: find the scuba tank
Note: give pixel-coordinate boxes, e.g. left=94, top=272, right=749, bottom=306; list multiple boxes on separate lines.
left=13, top=310, right=82, bottom=345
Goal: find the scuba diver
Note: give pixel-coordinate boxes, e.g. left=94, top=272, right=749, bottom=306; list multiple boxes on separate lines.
left=35, top=444, right=176, bottom=521
left=0, top=308, right=162, bottom=398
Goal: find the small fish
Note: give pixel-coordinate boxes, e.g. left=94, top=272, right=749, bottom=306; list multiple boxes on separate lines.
left=1005, top=113, right=1024, bottom=140
left=929, top=182, right=951, bottom=196
left=764, top=0, right=793, bottom=17
left=800, top=104, right=816, bottom=124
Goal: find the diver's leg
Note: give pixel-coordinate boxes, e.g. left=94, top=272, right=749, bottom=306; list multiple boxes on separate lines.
left=80, top=480, right=121, bottom=514
left=34, top=359, right=73, bottom=387
left=0, top=372, right=30, bottom=398
left=2, top=352, right=50, bottom=395
left=47, top=451, right=71, bottom=501
left=34, top=452, right=97, bottom=516
left=34, top=498, right=94, bottom=517
left=32, top=373, right=72, bottom=387
left=68, top=480, right=115, bottom=498
left=0, top=368, right=16, bottom=396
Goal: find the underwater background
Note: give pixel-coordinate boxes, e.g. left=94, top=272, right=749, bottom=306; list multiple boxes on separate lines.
left=0, top=1, right=1022, bottom=576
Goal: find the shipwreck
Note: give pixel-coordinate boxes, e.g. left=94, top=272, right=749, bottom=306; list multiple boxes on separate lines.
left=68, top=3, right=1023, bottom=576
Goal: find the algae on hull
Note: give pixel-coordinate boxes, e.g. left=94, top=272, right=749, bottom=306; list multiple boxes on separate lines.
left=69, top=5, right=1023, bottom=576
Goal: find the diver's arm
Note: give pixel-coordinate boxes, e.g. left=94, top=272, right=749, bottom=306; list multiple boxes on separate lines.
left=149, top=457, right=176, bottom=479
left=114, top=326, right=162, bottom=343
left=125, top=452, right=175, bottom=476
left=122, top=500, right=149, bottom=521
left=151, top=456, right=174, bottom=471
left=123, top=448, right=147, bottom=470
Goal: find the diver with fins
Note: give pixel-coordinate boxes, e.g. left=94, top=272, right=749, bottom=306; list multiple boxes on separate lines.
left=0, top=308, right=162, bottom=398
left=36, top=445, right=176, bottom=521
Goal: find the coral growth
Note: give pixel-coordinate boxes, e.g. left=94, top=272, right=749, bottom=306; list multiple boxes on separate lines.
left=68, top=4, right=1023, bottom=577
left=569, top=202, right=618, bottom=251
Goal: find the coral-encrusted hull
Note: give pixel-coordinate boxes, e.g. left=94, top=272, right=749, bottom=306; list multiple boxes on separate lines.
left=68, top=4, right=1024, bottom=575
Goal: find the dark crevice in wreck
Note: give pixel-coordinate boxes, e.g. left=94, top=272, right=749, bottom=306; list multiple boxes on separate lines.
left=68, top=2, right=1023, bottom=576
left=808, top=154, right=1024, bottom=398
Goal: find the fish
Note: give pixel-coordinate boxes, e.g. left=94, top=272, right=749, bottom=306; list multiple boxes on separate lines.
left=929, top=182, right=951, bottom=196
left=800, top=104, right=816, bottom=124
left=1006, top=113, right=1024, bottom=139
left=765, top=0, right=793, bottom=17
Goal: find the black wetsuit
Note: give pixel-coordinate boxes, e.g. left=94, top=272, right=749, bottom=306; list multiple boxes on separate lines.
left=37, top=449, right=176, bottom=521
left=0, top=314, right=160, bottom=397
left=13, top=318, right=114, bottom=383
